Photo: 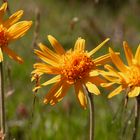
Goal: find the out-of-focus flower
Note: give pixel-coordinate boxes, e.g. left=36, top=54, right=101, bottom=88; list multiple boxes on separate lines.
left=0, top=2, right=32, bottom=63
left=32, top=35, right=110, bottom=109
left=101, top=42, right=140, bottom=98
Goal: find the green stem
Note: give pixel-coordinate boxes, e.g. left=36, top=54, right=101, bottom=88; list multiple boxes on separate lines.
left=132, top=95, right=140, bottom=140
left=0, top=62, right=5, bottom=139
left=85, top=86, right=94, bottom=140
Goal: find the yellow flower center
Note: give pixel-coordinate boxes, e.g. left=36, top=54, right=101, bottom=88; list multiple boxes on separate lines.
left=0, top=25, right=8, bottom=47
left=60, top=51, right=94, bottom=84
left=127, top=65, right=140, bottom=87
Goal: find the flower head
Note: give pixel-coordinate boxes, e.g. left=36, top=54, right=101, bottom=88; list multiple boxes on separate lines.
left=32, top=35, right=110, bottom=109
left=101, top=42, right=140, bottom=98
left=0, top=2, right=32, bottom=63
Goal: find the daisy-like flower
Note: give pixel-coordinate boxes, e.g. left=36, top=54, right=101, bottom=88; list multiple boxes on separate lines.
left=32, top=35, right=110, bottom=109
left=0, top=2, right=32, bottom=63
left=101, top=42, right=140, bottom=98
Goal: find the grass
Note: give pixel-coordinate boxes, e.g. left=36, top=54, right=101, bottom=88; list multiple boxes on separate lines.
left=1, top=0, right=140, bottom=139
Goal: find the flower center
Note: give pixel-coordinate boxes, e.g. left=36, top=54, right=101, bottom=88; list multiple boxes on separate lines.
left=0, top=25, right=8, bottom=47
left=61, top=52, right=94, bottom=84
left=127, top=65, right=140, bottom=87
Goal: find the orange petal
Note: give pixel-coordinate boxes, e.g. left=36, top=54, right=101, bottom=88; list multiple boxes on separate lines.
left=94, top=53, right=110, bottom=65
left=7, top=21, right=32, bottom=40
left=2, top=47, right=23, bottom=63
left=88, top=76, right=107, bottom=86
left=49, top=83, right=70, bottom=105
left=42, top=75, right=61, bottom=86
left=0, top=48, right=3, bottom=62
left=88, top=38, right=110, bottom=56
left=0, top=2, right=7, bottom=21
left=74, top=38, right=85, bottom=52
left=33, top=63, right=60, bottom=74
left=34, top=49, right=59, bottom=67
left=48, top=35, right=65, bottom=55
left=43, top=81, right=63, bottom=104
left=38, top=43, right=60, bottom=61
left=74, top=82, right=87, bottom=109
left=123, top=41, right=133, bottom=66
left=85, top=82, right=100, bottom=95
left=128, top=87, right=140, bottom=97
left=109, top=48, right=127, bottom=72
left=3, top=10, right=23, bottom=28
left=108, top=85, right=123, bottom=98
left=135, top=44, right=140, bottom=64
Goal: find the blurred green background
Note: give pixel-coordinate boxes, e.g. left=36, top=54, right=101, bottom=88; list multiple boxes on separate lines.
left=1, top=0, right=140, bottom=139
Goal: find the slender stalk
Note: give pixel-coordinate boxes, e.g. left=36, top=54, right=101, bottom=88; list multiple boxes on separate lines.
left=84, top=86, right=94, bottom=140
left=88, top=92, right=94, bottom=140
left=132, top=95, right=140, bottom=140
left=0, top=62, right=5, bottom=139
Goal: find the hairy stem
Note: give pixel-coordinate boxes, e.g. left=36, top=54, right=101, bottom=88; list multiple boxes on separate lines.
left=132, top=95, right=140, bottom=140
left=0, top=62, right=5, bottom=139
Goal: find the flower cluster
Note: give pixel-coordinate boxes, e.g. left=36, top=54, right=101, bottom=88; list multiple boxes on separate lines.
left=0, top=2, right=32, bottom=63
left=1, top=2, right=139, bottom=109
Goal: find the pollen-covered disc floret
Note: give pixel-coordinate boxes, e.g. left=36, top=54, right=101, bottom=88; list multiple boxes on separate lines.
left=32, top=35, right=110, bottom=108
left=126, top=65, right=140, bottom=87
left=0, top=25, right=8, bottom=47
left=60, top=52, right=94, bottom=84
left=101, top=42, right=140, bottom=98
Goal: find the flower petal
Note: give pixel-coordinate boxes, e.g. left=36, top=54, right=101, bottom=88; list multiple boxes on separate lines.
left=135, top=44, right=140, bottom=64
left=33, top=63, right=60, bottom=74
left=0, top=2, right=7, bottom=21
left=123, top=41, right=133, bottom=66
left=48, top=35, right=65, bottom=55
left=2, top=47, right=23, bottom=63
left=74, top=82, right=87, bottom=109
left=109, top=48, right=128, bottom=72
left=44, top=81, right=70, bottom=105
left=85, top=82, right=100, bottom=95
left=34, top=49, right=59, bottom=66
left=108, top=85, right=123, bottom=98
left=88, top=38, right=110, bottom=56
left=49, top=83, right=70, bottom=105
left=3, top=10, right=23, bottom=28
left=0, top=48, right=3, bottom=62
left=38, top=43, right=60, bottom=61
left=7, top=21, right=32, bottom=40
left=94, top=53, right=110, bottom=65
left=43, top=81, right=63, bottom=104
left=42, top=75, right=61, bottom=86
left=128, top=87, right=140, bottom=97
left=74, top=38, right=85, bottom=52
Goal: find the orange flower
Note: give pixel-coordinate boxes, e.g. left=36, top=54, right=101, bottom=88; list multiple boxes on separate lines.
left=32, top=35, right=110, bottom=109
left=101, top=42, right=140, bottom=98
left=0, top=2, right=32, bottom=63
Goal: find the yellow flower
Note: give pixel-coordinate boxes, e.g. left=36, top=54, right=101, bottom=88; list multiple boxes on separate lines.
left=0, top=2, right=32, bottom=63
left=32, top=35, right=110, bottom=109
left=101, top=42, right=140, bottom=98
